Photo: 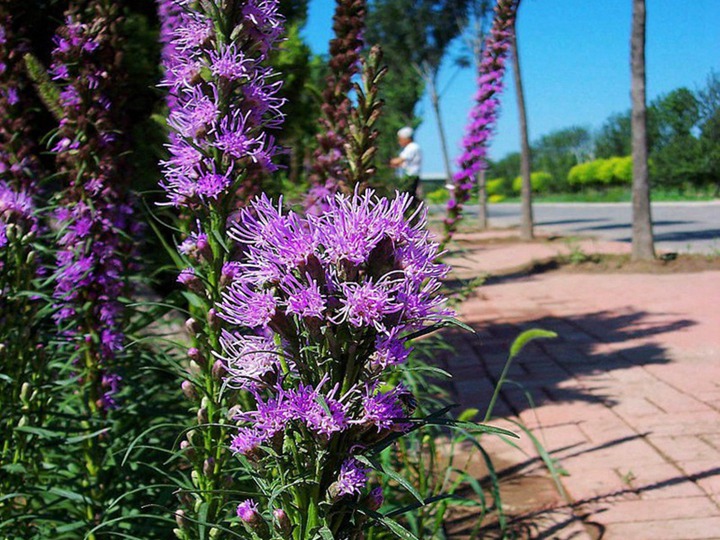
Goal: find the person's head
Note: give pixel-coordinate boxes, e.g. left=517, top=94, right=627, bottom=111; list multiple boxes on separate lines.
left=397, top=126, right=414, bottom=147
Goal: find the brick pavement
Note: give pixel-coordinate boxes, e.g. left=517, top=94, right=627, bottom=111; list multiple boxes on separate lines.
left=440, top=234, right=720, bottom=539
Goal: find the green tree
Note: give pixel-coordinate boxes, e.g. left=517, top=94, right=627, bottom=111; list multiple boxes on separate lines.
left=366, top=0, right=471, bottom=183
left=650, top=87, right=703, bottom=188
left=533, top=125, right=592, bottom=191
left=697, top=71, right=720, bottom=193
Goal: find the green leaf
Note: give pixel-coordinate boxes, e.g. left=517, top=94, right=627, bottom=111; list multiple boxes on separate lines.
left=509, top=329, right=557, bottom=359
left=379, top=516, right=420, bottom=540
left=379, top=463, right=424, bottom=505
left=318, top=526, right=335, bottom=540
left=457, top=408, right=480, bottom=422
left=66, top=427, right=110, bottom=444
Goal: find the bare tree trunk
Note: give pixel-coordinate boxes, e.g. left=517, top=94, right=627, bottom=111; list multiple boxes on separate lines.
left=630, top=0, right=655, bottom=260
left=510, top=27, right=533, bottom=240
left=477, top=168, right=488, bottom=229
left=427, top=75, right=454, bottom=186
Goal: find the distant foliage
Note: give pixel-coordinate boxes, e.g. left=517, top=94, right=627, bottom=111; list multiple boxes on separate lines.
left=568, top=156, right=633, bottom=187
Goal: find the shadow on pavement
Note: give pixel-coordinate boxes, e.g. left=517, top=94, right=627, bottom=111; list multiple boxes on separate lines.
left=537, top=218, right=610, bottom=227
left=620, top=228, right=720, bottom=243
left=439, top=309, right=696, bottom=417
left=576, top=220, right=696, bottom=232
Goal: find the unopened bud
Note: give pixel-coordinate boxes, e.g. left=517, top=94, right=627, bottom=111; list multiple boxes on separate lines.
left=188, top=360, right=201, bottom=377
left=187, top=347, right=205, bottom=366
left=20, top=382, right=31, bottom=403
left=273, top=508, right=292, bottom=537
left=207, top=308, right=220, bottom=330
left=185, top=318, right=201, bottom=335
left=365, top=486, right=384, bottom=511
left=26, top=250, right=37, bottom=265
left=203, top=457, right=215, bottom=477
left=180, top=440, right=196, bottom=461
left=211, top=360, right=226, bottom=380
left=197, top=407, right=208, bottom=424
left=181, top=380, right=197, bottom=401
left=5, top=224, right=17, bottom=242
left=174, top=509, right=187, bottom=529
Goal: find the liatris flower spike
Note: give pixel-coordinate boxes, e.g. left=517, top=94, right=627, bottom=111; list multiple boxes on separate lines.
left=217, top=189, right=452, bottom=536
left=444, top=0, right=519, bottom=243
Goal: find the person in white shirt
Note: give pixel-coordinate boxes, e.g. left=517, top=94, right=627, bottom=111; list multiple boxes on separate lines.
left=390, top=126, right=422, bottom=198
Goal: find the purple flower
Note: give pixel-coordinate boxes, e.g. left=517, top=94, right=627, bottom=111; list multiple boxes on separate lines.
left=359, top=386, right=406, bottom=431
left=334, top=458, right=369, bottom=497
left=218, top=332, right=279, bottom=390
left=236, top=499, right=260, bottom=523
left=221, top=281, right=277, bottom=328
left=444, top=0, right=519, bottom=241
left=282, top=275, right=326, bottom=319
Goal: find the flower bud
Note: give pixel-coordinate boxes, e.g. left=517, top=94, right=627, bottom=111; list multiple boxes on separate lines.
left=26, top=250, right=37, bottom=265
left=365, top=486, right=384, bottom=511
left=175, top=509, right=187, bottom=529
left=5, top=223, right=17, bottom=242
left=207, top=308, right=220, bottom=330
left=273, top=508, right=292, bottom=537
left=188, top=360, right=202, bottom=377
left=188, top=347, right=205, bottom=366
left=180, top=440, right=196, bottom=461
left=20, top=382, right=31, bottom=404
left=185, top=318, right=202, bottom=335
left=203, top=457, right=215, bottom=477
left=197, top=407, right=208, bottom=424
left=211, top=360, right=226, bottom=380
left=182, top=380, right=197, bottom=401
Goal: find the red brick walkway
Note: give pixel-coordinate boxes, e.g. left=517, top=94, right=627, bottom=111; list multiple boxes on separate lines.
left=441, top=234, right=720, bottom=539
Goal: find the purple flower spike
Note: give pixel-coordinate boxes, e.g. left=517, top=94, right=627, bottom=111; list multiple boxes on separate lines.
left=444, top=0, right=519, bottom=241
left=159, top=0, right=286, bottom=209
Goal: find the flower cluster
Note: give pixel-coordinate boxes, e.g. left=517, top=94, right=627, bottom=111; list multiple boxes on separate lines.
left=444, top=0, right=519, bottom=238
left=217, top=190, right=450, bottom=526
left=306, top=0, right=366, bottom=211
left=160, top=0, right=286, bottom=209
left=0, top=181, right=37, bottom=254
left=0, top=12, right=43, bottom=192
left=156, top=0, right=184, bottom=108
left=49, top=8, right=135, bottom=408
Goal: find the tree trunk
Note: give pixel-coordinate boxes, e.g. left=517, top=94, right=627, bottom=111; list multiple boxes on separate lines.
left=630, top=0, right=655, bottom=260
left=427, top=76, right=454, bottom=186
left=510, top=27, right=533, bottom=240
left=477, top=168, right=488, bottom=230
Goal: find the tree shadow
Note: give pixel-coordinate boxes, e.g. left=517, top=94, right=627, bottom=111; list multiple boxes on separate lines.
left=577, top=220, right=695, bottom=232
left=619, top=228, right=720, bottom=243
left=537, top=218, right=610, bottom=227
left=439, top=309, right=696, bottom=417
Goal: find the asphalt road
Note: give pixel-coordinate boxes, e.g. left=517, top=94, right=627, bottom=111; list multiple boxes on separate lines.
left=439, top=202, right=720, bottom=254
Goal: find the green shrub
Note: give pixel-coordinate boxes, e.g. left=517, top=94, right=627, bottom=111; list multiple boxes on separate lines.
left=512, top=171, right=553, bottom=193
left=568, top=156, right=632, bottom=187
left=486, top=177, right=508, bottom=197
left=425, top=187, right=450, bottom=203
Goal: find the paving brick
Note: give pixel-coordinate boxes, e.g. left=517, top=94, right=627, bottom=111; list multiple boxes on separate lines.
left=648, top=435, right=720, bottom=463
left=603, top=517, right=720, bottom=540
left=630, top=463, right=707, bottom=500
left=443, top=239, right=720, bottom=538
left=589, top=496, right=718, bottom=524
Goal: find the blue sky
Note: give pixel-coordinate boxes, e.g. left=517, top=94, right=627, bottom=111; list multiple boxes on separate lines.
left=302, top=0, right=720, bottom=174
